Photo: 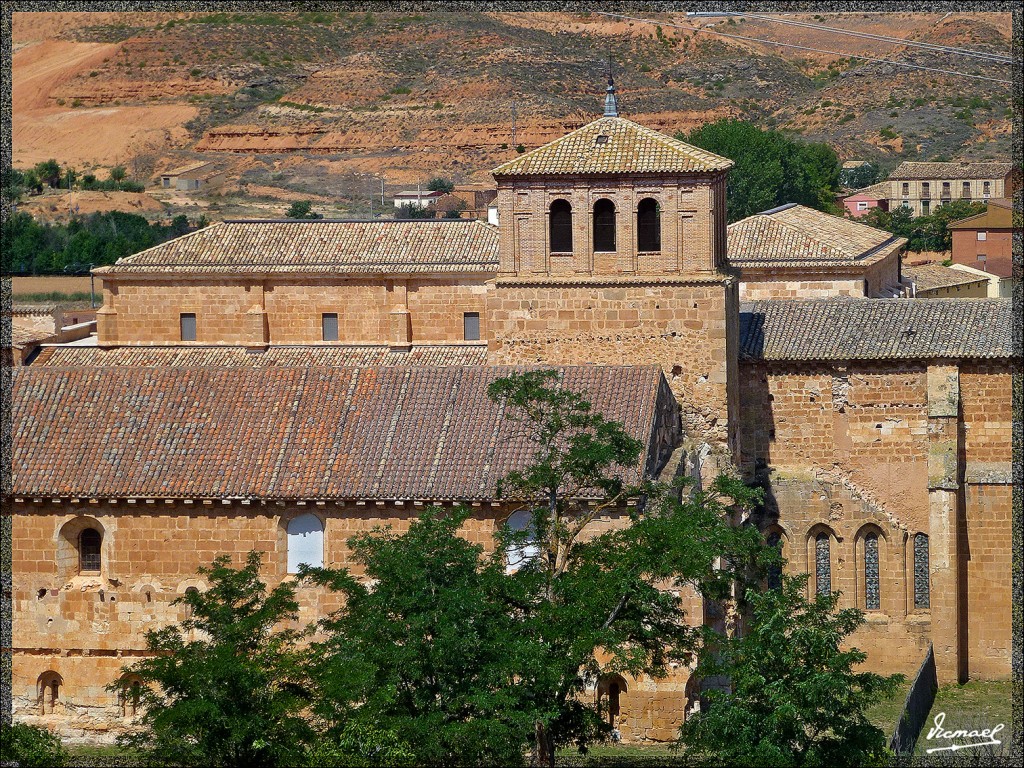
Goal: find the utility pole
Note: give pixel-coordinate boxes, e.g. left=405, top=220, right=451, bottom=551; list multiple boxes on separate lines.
left=511, top=101, right=518, bottom=148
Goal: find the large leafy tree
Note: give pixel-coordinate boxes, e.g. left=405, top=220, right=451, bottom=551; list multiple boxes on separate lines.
left=112, top=551, right=314, bottom=768
left=860, top=199, right=985, bottom=252
left=682, top=119, right=841, bottom=222
left=678, top=573, right=904, bottom=767
left=305, top=369, right=764, bottom=767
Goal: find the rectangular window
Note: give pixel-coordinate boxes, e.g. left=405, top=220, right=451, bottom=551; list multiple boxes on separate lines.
left=962, top=181, right=971, bottom=197
left=902, top=182, right=909, bottom=196
left=921, top=182, right=930, bottom=198
left=322, top=312, right=338, bottom=342
left=977, top=231, right=987, bottom=241
left=856, top=201, right=868, bottom=211
left=463, top=312, right=481, bottom=341
left=180, top=313, right=196, bottom=342
left=921, top=200, right=930, bottom=214
left=983, top=181, right=991, bottom=195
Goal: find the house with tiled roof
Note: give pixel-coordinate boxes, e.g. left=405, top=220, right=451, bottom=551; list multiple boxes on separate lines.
left=883, top=160, right=1018, bottom=217
left=726, top=204, right=908, bottom=300
left=900, top=262, right=989, bottom=298
left=947, top=198, right=1017, bottom=297
left=842, top=180, right=890, bottom=218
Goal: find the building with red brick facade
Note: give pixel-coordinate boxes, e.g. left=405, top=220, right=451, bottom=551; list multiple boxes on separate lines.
left=9, top=103, right=1016, bottom=743
left=948, top=198, right=1016, bottom=298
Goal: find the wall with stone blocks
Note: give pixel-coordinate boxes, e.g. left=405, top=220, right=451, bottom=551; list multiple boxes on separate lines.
left=739, top=277, right=866, bottom=301
left=739, top=359, right=1013, bottom=680
left=97, top=277, right=490, bottom=347
left=486, top=279, right=737, bottom=454
left=12, top=502, right=701, bottom=742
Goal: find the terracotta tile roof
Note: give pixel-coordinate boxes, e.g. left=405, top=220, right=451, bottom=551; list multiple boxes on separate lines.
left=739, top=298, right=1013, bottom=361
left=12, top=366, right=667, bottom=501
left=491, top=116, right=733, bottom=177
left=902, top=263, right=989, bottom=292
left=34, top=345, right=488, bottom=368
left=844, top=181, right=890, bottom=200
left=888, top=161, right=1012, bottom=181
left=727, top=204, right=902, bottom=267
left=96, top=219, right=499, bottom=275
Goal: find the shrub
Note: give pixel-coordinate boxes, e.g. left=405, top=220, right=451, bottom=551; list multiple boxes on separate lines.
left=0, top=722, right=69, bottom=768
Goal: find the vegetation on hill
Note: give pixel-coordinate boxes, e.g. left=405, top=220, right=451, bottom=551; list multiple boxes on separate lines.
left=682, top=119, right=842, bottom=222
left=3, top=211, right=205, bottom=274
left=3, top=161, right=144, bottom=200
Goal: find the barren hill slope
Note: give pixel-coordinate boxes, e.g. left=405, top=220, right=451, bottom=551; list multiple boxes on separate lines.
left=12, top=10, right=1013, bottom=194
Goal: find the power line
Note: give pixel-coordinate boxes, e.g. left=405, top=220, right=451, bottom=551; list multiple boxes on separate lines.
left=593, top=11, right=1012, bottom=85
left=720, top=11, right=1012, bottom=64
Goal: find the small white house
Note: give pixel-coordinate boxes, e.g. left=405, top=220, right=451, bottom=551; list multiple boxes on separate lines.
left=393, top=190, right=445, bottom=209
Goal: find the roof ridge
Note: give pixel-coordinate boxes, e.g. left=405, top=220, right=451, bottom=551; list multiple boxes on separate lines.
left=114, top=221, right=225, bottom=266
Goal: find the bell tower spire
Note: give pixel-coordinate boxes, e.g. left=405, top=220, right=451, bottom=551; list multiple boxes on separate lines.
left=603, top=60, right=618, bottom=117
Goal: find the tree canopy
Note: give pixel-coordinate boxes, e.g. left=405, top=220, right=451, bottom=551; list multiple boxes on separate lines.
left=859, top=199, right=986, bottom=253
left=681, top=119, right=842, bottom=222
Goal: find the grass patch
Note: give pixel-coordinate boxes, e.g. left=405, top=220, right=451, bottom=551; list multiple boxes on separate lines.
left=67, top=743, right=144, bottom=767
left=12, top=291, right=96, bottom=304
left=557, top=741, right=687, bottom=767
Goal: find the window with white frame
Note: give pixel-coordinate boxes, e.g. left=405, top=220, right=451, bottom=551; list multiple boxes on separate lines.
left=977, top=231, right=987, bottom=241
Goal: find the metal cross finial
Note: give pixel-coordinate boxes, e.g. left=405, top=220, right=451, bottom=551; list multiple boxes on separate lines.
left=603, top=57, right=618, bottom=117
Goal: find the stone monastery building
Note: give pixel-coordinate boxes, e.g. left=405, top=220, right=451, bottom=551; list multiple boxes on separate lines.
left=8, top=88, right=1015, bottom=742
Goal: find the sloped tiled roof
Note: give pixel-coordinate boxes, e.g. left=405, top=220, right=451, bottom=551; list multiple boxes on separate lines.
left=888, top=161, right=1012, bottom=180
left=739, top=298, right=1013, bottom=361
left=34, top=344, right=487, bottom=368
left=492, top=116, right=733, bottom=177
left=727, top=204, right=902, bottom=267
left=844, top=181, right=890, bottom=200
left=97, top=219, right=499, bottom=275
left=12, top=366, right=665, bottom=501
left=902, top=263, right=989, bottom=292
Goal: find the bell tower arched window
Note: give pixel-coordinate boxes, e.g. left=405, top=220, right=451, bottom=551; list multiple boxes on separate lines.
left=593, top=199, right=616, bottom=252
left=636, top=198, right=661, bottom=252
left=287, top=513, right=325, bottom=573
left=549, top=199, right=573, bottom=253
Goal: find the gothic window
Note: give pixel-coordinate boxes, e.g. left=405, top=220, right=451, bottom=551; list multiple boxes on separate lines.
left=287, top=513, right=324, bottom=573
left=593, top=199, right=616, bottom=252
left=864, top=533, right=880, bottom=610
left=119, top=675, right=144, bottom=718
left=636, top=198, right=661, bottom=252
left=504, top=510, right=539, bottom=574
left=766, top=531, right=782, bottom=590
left=597, top=675, right=627, bottom=728
left=549, top=199, right=573, bottom=253
left=815, top=532, right=831, bottom=596
left=38, top=671, right=62, bottom=715
left=914, top=533, right=930, bottom=609
left=79, top=527, right=101, bottom=573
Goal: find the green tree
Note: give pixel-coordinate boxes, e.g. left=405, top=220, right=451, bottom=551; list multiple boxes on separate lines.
left=678, top=573, right=904, bottom=767
left=426, top=176, right=455, bottom=194
left=284, top=200, right=323, bottom=219
left=109, top=165, right=127, bottom=188
left=304, top=370, right=764, bottom=767
left=112, top=551, right=314, bottom=767
left=840, top=162, right=884, bottom=190
left=34, top=158, right=62, bottom=188
left=682, top=119, right=841, bottom=222
left=395, top=201, right=435, bottom=219
left=0, top=722, right=69, bottom=768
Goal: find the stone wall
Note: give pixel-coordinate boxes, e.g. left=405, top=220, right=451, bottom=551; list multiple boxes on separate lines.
left=96, top=276, right=491, bottom=348
left=11, top=501, right=697, bottom=742
left=738, top=357, right=1013, bottom=680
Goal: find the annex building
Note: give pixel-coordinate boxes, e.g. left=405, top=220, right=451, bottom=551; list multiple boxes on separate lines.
left=8, top=88, right=1016, bottom=743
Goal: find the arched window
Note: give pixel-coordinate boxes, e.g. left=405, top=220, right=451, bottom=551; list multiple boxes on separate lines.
left=766, top=531, right=782, bottom=590
left=593, top=199, right=616, bottom=252
left=549, top=199, right=573, bottom=253
left=38, top=671, right=62, bottom=715
left=814, top=532, right=831, bottom=596
left=864, top=533, right=880, bottom=610
left=636, top=198, right=661, bottom=252
left=119, top=675, right=144, bottom=718
left=504, top=510, right=539, bottom=574
left=183, top=586, right=200, bottom=620
left=597, top=675, right=627, bottom=728
left=287, top=513, right=324, bottom=573
left=79, top=528, right=101, bottom=573
left=914, top=533, right=930, bottom=609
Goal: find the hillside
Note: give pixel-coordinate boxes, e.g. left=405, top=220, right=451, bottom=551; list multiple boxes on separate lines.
left=11, top=9, right=1013, bottom=218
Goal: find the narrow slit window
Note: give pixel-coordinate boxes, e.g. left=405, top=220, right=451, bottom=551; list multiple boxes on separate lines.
left=180, top=313, right=197, bottom=342
left=815, top=532, right=831, bottom=596
left=463, top=312, right=480, bottom=341
left=766, top=532, right=782, bottom=590
left=322, top=313, right=338, bottom=342
left=864, top=533, right=880, bottom=610
left=914, top=534, right=930, bottom=609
